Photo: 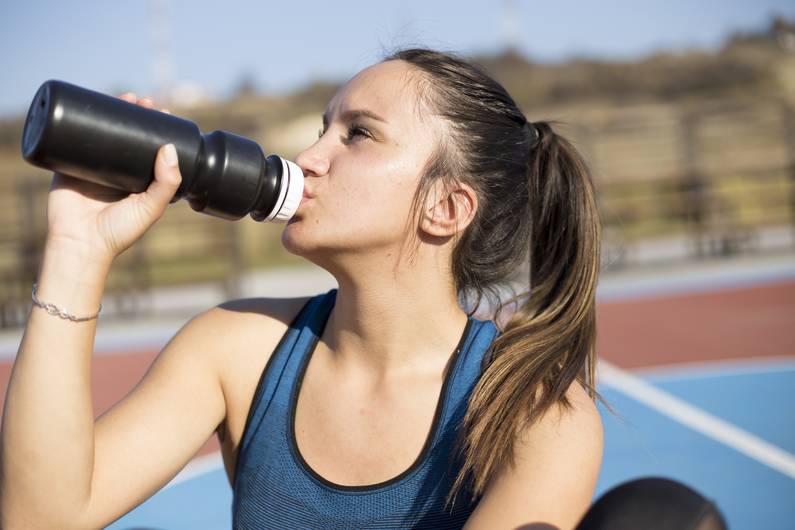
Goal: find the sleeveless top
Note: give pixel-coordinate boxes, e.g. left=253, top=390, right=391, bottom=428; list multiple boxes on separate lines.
left=232, top=289, right=500, bottom=529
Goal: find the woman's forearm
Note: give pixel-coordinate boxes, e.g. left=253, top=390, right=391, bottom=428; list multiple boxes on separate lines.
left=1, top=238, right=113, bottom=527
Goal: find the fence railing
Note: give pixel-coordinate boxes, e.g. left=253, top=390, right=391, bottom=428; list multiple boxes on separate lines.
left=1, top=96, right=793, bottom=327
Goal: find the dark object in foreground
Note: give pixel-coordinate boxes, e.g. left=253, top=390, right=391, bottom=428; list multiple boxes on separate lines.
left=575, top=476, right=728, bottom=530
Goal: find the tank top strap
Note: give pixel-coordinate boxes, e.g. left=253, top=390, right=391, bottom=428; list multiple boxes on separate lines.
left=436, top=317, right=499, bottom=437
left=236, top=289, right=337, bottom=475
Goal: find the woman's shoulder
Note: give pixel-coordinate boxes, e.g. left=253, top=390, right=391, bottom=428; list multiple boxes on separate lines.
left=213, top=295, right=313, bottom=327
left=180, top=295, right=313, bottom=349
left=193, top=294, right=316, bottom=478
left=456, top=381, right=603, bottom=529
left=198, top=294, right=315, bottom=367
left=180, top=294, right=314, bottom=397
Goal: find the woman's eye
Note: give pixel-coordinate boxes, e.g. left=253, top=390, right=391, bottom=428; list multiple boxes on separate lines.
left=346, top=124, right=371, bottom=141
left=317, top=123, right=371, bottom=142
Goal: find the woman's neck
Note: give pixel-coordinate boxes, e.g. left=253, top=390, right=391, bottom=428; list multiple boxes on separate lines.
left=321, top=255, right=469, bottom=383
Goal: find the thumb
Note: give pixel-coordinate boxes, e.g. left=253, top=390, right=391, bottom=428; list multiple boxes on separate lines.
left=141, top=143, right=182, bottom=216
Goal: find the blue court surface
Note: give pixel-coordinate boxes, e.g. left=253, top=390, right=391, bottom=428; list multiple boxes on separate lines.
left=106, top=357, right=795, bottom=529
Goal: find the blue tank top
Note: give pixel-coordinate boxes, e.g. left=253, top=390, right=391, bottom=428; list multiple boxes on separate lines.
left=232, top=289, right=499, bottom=529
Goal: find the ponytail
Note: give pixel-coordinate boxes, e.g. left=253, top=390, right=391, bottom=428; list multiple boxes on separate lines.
left=446, top=120, right=608, bottom=508
left=381, top=48, right=613, bottom=513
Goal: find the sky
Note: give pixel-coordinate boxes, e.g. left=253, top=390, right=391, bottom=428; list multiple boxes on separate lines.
left=1, top=0, right=794, bottom=119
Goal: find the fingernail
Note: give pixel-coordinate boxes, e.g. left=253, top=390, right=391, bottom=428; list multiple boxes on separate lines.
left=163, top=144, right=178, bottom=167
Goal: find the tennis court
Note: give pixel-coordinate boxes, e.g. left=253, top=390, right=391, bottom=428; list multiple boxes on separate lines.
left=1, top=253, right=793, bottom=529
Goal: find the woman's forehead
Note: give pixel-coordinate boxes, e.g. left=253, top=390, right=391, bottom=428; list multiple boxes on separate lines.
left=325, top=60, right=424, bottom=125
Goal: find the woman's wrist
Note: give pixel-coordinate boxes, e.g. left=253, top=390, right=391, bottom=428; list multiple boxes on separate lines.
left=43, top=235, right=115, bottom=264
left=34, top=238, right=114, bottom=317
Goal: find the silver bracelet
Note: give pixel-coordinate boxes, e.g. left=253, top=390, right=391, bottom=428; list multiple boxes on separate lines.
left=31, top=283, right=102, bottom=322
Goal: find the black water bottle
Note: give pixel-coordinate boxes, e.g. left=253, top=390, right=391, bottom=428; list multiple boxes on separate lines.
left=20, top=79, right=304, bottom=222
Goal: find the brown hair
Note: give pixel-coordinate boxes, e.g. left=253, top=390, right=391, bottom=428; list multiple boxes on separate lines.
left=384, top=48, right=612, bottom=509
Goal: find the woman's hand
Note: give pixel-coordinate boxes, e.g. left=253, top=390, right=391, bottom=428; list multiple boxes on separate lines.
left=44, top=93, right=182, bottom=261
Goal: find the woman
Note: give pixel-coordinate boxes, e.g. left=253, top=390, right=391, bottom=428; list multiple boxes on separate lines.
left=1, top=49, right=606, bottom=529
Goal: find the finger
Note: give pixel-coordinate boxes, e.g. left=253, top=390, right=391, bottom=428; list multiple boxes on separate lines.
left=139, top=97, right=155, bottom=108
left=117, top=92, right=137, bottom=103
left=161, top=108, right=171, bottom=115
left=140, top=144, right=182, bottom=216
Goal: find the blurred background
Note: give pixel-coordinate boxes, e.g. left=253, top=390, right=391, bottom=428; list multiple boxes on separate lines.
left=0, top=0, right=794, bottom=320
left=0, top=1, right=794, bottom=529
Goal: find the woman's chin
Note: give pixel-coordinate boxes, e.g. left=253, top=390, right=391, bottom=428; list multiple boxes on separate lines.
left=280, top=230, right=305, bottom=256
left=281, top=223, right=320, bottom=257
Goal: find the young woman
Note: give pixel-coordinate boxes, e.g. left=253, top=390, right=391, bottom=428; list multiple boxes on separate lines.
left=1, top=48, right=605, bottom=529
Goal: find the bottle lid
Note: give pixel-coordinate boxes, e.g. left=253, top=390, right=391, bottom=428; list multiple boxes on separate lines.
left=267, top=158, right=304, bottom=222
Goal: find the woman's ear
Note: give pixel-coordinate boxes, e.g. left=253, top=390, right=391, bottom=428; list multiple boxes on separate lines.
left=419, top=179, right=478, bottom=238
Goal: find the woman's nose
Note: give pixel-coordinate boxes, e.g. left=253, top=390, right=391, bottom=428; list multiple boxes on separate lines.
left=295, top=142, right=330, bottom=178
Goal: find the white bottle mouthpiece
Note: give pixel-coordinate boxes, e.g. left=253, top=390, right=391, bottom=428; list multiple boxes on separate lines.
left=266, top=158, right=304, bottom=222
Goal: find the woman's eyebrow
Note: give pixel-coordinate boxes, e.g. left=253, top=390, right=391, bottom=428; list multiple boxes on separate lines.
left=322, top=109, right=388, bottom=126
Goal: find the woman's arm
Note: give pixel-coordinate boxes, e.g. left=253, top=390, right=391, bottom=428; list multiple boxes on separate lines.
left=462, top=381, right=604, bottom=530
left=0, top=92, right=225, bottom=529
left=1, top=247, right=228, bottom=528
left=1, top=240, right=115, bottom=528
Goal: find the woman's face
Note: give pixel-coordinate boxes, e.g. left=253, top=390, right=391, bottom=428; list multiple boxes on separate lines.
left=282, top=60, right=439, bottom=263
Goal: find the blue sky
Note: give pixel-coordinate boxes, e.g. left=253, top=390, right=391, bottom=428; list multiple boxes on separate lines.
left=1, top=0, right=794, bottom=118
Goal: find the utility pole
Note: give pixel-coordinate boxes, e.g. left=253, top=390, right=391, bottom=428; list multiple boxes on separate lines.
left=148, top=0, right=175, bottom=107
left=501, top=0, right=521, bottom=53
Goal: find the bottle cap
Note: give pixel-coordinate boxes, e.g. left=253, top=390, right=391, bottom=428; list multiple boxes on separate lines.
left=267, top=158, right=304, bottom=222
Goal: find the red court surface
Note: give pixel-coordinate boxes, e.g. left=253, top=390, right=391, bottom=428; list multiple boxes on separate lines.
left=595, top=279, right=795, bottom=368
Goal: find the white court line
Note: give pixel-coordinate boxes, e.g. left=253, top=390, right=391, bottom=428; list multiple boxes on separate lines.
left=163, top=451, right=224, bottom=490
left=598, top=360, right=795, bottom=480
